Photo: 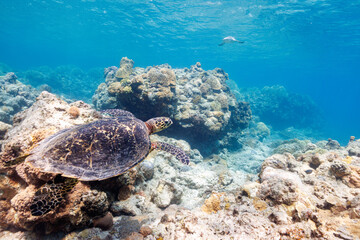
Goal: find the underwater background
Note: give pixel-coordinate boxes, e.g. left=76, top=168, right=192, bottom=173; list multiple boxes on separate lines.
left=0, top=0, right=359, bottom=144
left=1, top=1, right=360, bottom=239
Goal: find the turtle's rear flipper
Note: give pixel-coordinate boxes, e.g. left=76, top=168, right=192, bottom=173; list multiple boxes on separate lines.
left=151, top=142, right=190, bottom=165
left=4, top=154, right=30, bottom=167
left=30, top=176, right=78, bottom=216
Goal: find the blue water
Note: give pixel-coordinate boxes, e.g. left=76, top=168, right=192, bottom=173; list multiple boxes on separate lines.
left=0, top=0, right=360, bottom=144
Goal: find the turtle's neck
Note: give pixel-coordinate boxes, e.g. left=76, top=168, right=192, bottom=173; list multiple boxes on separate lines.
left=145, top=122, right=154, bottom=135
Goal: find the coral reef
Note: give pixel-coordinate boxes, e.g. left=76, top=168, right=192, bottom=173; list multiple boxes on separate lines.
left=234, top=84, right=324, bottom=130
left=1, top=64, right=359, bottom=239
left=92, top=58, right=251, bottom=143
left=18, top=65, right=103, bottom=102
left=0, top=94, right=359, bottom=239
left=0, top=72, right=39, bottom=124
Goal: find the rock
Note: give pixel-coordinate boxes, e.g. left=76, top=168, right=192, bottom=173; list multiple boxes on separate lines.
left=260, top=167, right=303, bottom=189
left=309, top=153, right=324, bottom=169
left=117, top=168, right=138, bottom=186
left=116, top=57, right=134, bottom=79
left=343, top=165, right=360, bottom=188
left=81, top=190, right=109, bottom=216
left=125, top=232, right=144, bottom=240
left=0, top=231, right=39, bottom=240
left=67, top=106, right=80, bottom=119
left=350, top=195, right=360, bottom=208
left=273, top=139, right=315, bottom=157
left=117, top=185, right=133, bottom=201
left=0, top=121, right=11, bottom=140
left=268, top=209, right=290, bottom=225
left=201, top=192, right=225, bottom=213
left=347, top=140, right=360, bottom=157
left=325, top=138, right=341, bottom=150
left=253, top=122, right=270, bottom=140
left=92, top=212, right=113, bottom=230
left=139, top=225, right=152, bottom=237
left=330, top=160, right=351, bottom=178
left=151, top=180, right=182, bottom=209
left=259, top=176, right=299, bottom=205
left=64, top=227, right=110, bottom=239
left=0, top=174, right=22, bottom=202
left=260, top=154, right=289, bottom=172
left=349, top=208, right=360, bottom=219
left=111, top=195, right=144, bottom=216
left=67, top=215, right=148, bottom=239
left=334, top=227, right=354, bottom=240
left=139, top=160, right=154, bottom=180
left=324, top=195, right=347, bottom=213
left=241, top=182, right=261, bottom=199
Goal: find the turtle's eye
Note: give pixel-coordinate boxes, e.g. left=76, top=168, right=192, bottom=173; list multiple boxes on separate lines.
left=163, top=118, right=172, bottom=127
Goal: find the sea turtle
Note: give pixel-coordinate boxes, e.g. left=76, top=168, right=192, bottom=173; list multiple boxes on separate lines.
left=218, top=36, right=245, bottom=46
left=4, top=109, right=190, bottom=216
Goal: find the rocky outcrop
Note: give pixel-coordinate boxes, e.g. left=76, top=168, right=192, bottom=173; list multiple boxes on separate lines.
left=92, top=59, right=251, bottom=141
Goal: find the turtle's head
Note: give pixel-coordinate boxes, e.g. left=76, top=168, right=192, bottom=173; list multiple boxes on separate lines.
left=145, top=117, right=173, bottom=135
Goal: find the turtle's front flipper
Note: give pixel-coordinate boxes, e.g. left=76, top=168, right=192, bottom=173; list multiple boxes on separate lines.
left=151, top=142, right=190, bottom=165
left=4, top=154, right=31, bottom=167
left=30, top=176, right=78, bottom=216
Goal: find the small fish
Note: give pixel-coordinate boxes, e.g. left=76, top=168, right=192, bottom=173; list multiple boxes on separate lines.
left=218, top=36, right=245, bottom=46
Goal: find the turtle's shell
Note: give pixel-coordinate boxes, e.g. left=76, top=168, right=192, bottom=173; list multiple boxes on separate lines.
left=26, top=115, right=151, bottom=181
